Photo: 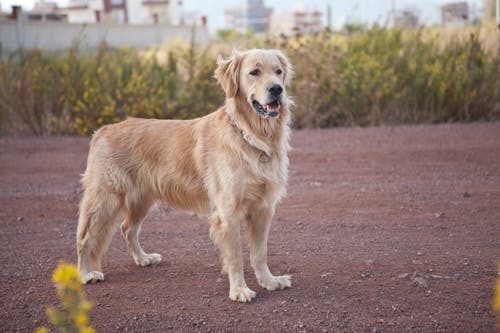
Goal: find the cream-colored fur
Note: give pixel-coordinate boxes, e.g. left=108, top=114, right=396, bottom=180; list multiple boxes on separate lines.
left=76, top=49, right=293, bottom=302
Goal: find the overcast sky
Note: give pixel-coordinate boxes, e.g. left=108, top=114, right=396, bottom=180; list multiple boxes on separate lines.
left=0, top=0, right=482, bottom=30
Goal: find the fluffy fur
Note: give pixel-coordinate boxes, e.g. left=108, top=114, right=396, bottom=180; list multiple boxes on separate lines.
left=76, top=49, right=293, bottom=302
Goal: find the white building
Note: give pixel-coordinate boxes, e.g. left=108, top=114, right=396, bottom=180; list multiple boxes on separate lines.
left=441, top=1, right=469, bottom=27
left=64, top=0, right=182, bottom=24
left=269, top=4, right=322, bottom=36
left=225, top=0, right=272, bottom=33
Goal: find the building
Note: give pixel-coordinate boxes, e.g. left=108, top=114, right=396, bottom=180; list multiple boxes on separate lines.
left=0, top=2, right=67, bottom=22
left=27, top=1, right=67, bottom=21
left=181, top=10, right=206, bottom=27
left=393, top=9, right=419, bottom=29
left=269, top=4, right=322, bottom=36
left=441, top=1, right=469, bottom=27
left=224, top=0, right=272, bottom=33
left=0, top=1, right=210, bottom=53
left=64, top=0, right=182, bottom=24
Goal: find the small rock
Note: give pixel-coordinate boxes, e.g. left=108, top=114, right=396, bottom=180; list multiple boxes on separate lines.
left=17, top=216, right=23, bottom=222
left=310, top=181, right=322, bottom=188
left=434, top=212, right=444, bottom=218
left=463, top=192, right=471, bottom=198
left=397, top=273, right=409, bottom=279
left=360, top=271, right=372, bottom=278
left=320, top=272, right=332, bottom=277
left=430, top=274, right=450, bottom=279
left=411, top=276, right=428, bottom=288
left=376, top=318, right=385, bottom=324
left=416, top=251, right=423, bottom=256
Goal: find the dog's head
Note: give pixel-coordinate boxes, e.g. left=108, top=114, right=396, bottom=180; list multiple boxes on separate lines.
left=215, top=49, right=292, bottom=119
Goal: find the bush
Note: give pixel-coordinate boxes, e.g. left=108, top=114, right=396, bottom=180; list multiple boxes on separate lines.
left=0, top=25, right=498, bottom=135
left=0, top=42, right=223, bottom=135
left=261, top=25, right=499, bottom=127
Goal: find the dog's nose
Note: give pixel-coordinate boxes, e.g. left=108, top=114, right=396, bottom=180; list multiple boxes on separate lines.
left=267, top=83, right=283, bottom=97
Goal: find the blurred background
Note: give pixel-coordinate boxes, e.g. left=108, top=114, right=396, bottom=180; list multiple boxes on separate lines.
left=0, top=0, right=498, bottom=135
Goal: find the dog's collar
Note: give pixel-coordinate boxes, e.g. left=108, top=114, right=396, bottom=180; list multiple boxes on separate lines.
left=228, top=118, right=271, bottom=163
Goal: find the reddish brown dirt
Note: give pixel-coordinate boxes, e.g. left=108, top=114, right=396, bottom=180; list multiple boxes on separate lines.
left=1, top=123, right=499, bottom=333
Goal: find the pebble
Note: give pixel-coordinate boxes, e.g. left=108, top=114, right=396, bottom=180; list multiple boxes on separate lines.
left=430, top=274, right=450, bottom=279
left=411, top=276, right=428, bottom=288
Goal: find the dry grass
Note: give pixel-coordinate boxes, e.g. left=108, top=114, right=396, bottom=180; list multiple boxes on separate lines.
left=0, top=25, right=498, bottom=135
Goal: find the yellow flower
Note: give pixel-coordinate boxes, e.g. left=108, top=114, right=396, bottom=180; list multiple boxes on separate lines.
left=494, top=277, right=500, bottom=313
left=82, top=327, right=96, bottom=333
left=52, top=263, right=80, bottom=285
left=80, top=300, right=93, bottom=312
left=34, top=327, right=49, bottom=333
left=288, top=39, right=300, bottom=50
left=75, top=312, right=87, bottom=326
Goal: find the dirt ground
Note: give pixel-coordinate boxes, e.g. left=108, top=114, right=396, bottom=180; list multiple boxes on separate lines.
left=1, top=123, right=499, bottom=333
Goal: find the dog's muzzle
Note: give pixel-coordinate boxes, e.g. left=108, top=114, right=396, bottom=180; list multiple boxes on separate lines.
left=252, top=99, right=280, bottom=118
left=252, top=84, right=283, bottom=119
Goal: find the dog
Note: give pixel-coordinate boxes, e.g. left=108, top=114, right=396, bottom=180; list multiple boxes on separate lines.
left=76, top=49, right=293, bottom=302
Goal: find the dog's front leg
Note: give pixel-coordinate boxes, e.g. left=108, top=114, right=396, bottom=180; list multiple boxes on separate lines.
left=210, top=212, right=256, bottom=302
left=246, top=206, right=291, bottom=291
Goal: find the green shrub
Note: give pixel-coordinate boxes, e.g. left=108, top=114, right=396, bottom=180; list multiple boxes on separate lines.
left=261, top=25, right=499, bottom=127
left=0, top=42, right=223, bottom=135
left=0, top=25, right=498, bottom=135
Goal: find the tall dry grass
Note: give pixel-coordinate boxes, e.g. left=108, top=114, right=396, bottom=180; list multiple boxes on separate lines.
left=261, top=24, right=499, bottom=128
left=0, top=25, right=498, bottom=135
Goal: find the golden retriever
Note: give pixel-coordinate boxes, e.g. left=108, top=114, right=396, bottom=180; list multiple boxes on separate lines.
left=76, top=49, right=293, bottom=302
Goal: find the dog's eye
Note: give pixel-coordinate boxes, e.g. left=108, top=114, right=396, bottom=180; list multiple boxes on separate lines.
left=249, top=69, right=260, bottom=76
left=276, top=69, right=282, bottom=75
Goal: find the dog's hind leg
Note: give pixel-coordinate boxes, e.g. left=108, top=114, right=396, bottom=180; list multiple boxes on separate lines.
left=120, top=195, right=161, bottom=266
left=210, top=211, right=256, bottom=302
left=77, top=188, right=122, bottom=284
left=246, top=206, right=291, bottom=291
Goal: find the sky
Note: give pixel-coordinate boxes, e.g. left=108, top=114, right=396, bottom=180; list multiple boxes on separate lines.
left=0, top=0, right=482, bottom=30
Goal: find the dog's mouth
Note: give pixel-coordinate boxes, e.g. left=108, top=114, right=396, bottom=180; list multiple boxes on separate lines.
left=252, top=99, right=280, bottom=119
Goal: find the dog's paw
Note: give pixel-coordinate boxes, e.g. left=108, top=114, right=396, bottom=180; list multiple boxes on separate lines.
left=135, top=253, right=162, bottom=266
left=229, top=286, right=257, bottom=302
left=81, top=271, right=105, bottom=284
left=259, top=274, right=291, bottom=291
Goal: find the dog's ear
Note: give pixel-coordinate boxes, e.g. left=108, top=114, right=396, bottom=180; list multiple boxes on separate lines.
left=215, top=51, right=242, bottom=99
left=274, top=50, right=294, bottom=86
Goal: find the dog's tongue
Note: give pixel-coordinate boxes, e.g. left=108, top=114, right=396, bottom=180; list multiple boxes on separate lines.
left=265, top=101, right=280, bottom=117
